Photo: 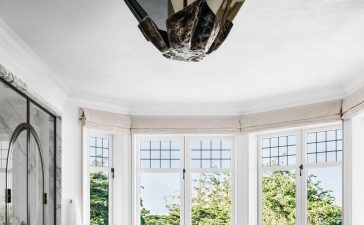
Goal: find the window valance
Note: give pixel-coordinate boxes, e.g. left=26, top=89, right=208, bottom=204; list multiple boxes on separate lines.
left=131, top=116, right=241, bottom=133
left=80, top=108, right=131, bottom=133
left=240, top=100, right=342, bottom=133
left=80, top=98, right=360, bottom=134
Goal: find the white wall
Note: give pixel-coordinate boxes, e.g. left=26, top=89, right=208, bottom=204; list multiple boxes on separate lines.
left=344, top=115, right=364, bottom=225
left=62, top=101, right=83, bottom=225
left=0, top=18, right=68, bottom=115
left=62, top=100, right=133, bottom=225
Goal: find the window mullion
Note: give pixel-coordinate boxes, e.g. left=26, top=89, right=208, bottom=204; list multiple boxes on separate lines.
left=184, top=136, right=190, bottom=225
left=299, top=129, right=305, bottom=225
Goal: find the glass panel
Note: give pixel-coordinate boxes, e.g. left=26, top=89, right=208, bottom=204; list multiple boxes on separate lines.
left=140, top=173, right=181, bottom=225
left=307, top=167, right=342, bottom=225
left=90, top=171, right=109, bottom=225
left=306, top=129, right=342, bottom=164
left=0, top=82, right=27, bottom=224
left=89, top=137, right=110, bottom=168
left=191, top=173, right=232, bottom=225
left=30, top=103, right=56, bottom=225
left=6, top=131, right=27, bottom=225
left=191, top=139, right=232, bottom=169
left=140, top=140, right=181, bottom=169
left=262, top=135, right=296, bottom=167
left=29, top=134, right=44, bottom=225
left=262, top=170, right=296, bottom=225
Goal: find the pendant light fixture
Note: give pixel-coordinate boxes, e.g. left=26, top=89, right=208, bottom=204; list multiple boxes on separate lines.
left=124, top=0, right=245, bottom=62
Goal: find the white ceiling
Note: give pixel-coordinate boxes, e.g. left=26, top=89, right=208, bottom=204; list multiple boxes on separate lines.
left=0, top=0, right=363, bottom=115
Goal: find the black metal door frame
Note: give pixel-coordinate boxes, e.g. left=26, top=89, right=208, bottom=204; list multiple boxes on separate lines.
left=1, top=77, right=58, bottom=225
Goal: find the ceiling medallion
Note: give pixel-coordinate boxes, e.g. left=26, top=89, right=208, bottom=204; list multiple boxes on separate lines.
left=124, top=0, right=245, bottom=62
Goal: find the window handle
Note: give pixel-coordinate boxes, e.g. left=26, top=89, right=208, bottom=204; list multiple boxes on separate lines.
left=183, top=169, right=186, bottom=180
left=299, top=164, right=303, bottom=176
left=111, top=168, right=115, bottom=179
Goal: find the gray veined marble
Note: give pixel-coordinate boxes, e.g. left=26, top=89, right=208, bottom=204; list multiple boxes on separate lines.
left=56, top=117, right=62, bottom=225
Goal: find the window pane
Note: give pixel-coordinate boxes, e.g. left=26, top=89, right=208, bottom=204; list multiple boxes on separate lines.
left=140, top=141, right=151, bottom=150
left=89, top=137, right=110, bottom=168
left=96, top=138, right=103, bottom=147
left=262, top=171, right=296, bottom=225
left=161, top=150, right=170, bottom=159
left=191, top=173, right=231, bottom=225
left=306, top=129, right=342, bottom=164
left=271, top=138, right=278, bottom=147
left=140, top=150, right=150, bottom=159
left=307, top=167, right=342, bottom=225
left=90, top=171, right=109, bottom=225
left=161, top=141, right=170, bottom=150
left=262, top=135, right=296, bottom=167
left=103, top=138, right=109, bottom=148
left=140, top=173, right=181, bottom=225
left=140, top=140, right=181, bottom=169
left=191, top=139, right=232, bottom=169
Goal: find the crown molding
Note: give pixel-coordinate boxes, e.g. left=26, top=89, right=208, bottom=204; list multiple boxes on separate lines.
left=344, top=72, right=364, bottom=97
left=68, top=85, right=347, bottom=116
left=0, top=18, right=69, bottom=115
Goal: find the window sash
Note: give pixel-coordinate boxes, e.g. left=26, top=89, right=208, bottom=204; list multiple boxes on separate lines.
left=135, top=135, right=235, bottom=225
left=87, top=132, right=113, bottom=225
left=258, top=124, right=343, bottom=225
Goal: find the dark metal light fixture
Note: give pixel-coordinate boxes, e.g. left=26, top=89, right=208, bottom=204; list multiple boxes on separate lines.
left=124, top=0, right=245, bottom=62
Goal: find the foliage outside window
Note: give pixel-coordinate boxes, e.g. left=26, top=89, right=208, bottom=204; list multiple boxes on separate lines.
left=138, top=137, right=233, bottom=225
left=89, top=136, right=112, bottom=225
left=90, top=172, right=109, bottom=225
left=140, top=173, right=231, bottom=225
left=260, top=127, right=342, bottom=225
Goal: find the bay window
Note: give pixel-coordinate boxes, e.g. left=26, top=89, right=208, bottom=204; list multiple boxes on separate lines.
left=259, top=125, right=343, bottom=225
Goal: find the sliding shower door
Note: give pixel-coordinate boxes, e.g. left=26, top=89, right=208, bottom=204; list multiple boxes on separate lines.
left=6, top=130, right=28, bottom=225
left=29, top=132, right=45, bottom=225
left=0, top=80, right=27, bottom=225
left=0, top=77, right=57, bottom=225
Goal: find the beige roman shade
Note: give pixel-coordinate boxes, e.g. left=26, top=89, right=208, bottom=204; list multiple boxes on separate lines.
left=80, top=99, right=347, bottom=134
left=342, top=86, right=364, bottom=119
left=80, top=108, right=131, bottom=133
left=240, top=100, right=343, bottom=133
left=131, top=116, right=241, bottom=133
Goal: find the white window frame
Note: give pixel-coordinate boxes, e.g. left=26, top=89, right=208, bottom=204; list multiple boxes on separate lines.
left=84, top=130, right=114, bottom=225
left=258, top=124, right=343, bottom=225
left=135, top=135, right=185, bottom=225
left=258, top=130, right=303, bottom=225
left=302, top=125, right=343, bottom=225
left=134, top=134, right=236, bottom=225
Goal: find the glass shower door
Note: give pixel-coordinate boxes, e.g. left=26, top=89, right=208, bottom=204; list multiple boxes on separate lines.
left=0, top=80, right=27, bottom=225
left=29, top=133, right=44, bottom=225
left=6, top=131, right=28, bottom=225
left=1, top=73, right=57, bottom=225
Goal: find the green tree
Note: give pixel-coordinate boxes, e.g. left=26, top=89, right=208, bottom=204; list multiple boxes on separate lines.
left=140, top=171, right=342, bottom=225
left=90, top=172, right=109, bottom=225
left=263, top=171, right=342, bottom=225
left=141, top=173, right=231, bottom=225
left=191, top=173, right=231, bottom=225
